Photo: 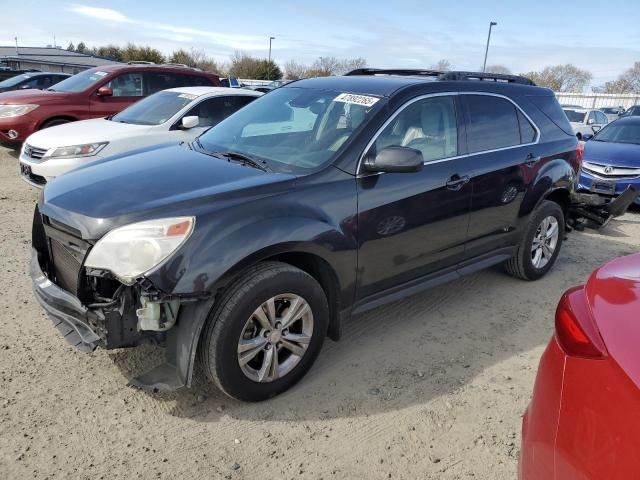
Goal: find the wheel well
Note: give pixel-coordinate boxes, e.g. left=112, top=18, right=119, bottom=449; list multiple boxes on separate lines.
left=266, top=252, right=342, bottom=341
left=39, top=116, right=77, bottom=129
left=545, top=189, right=570, bottom=216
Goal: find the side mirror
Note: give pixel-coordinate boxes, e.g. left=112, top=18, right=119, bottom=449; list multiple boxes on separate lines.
left=96, top=86, right=113, bottom=97
left=592, top=125, right=602, bottom=133
left=181, top=116, right=199, bottom=129
left=363, top=146, right=424, bottom=173
left=587, top=118, right=595, bottom=125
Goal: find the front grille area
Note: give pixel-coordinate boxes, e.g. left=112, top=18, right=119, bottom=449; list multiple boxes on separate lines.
left=50, top=239, right=82, bottom=293
left=23, top=144, right=48, bottom=161
left=582, top=162, right=640, bottom=180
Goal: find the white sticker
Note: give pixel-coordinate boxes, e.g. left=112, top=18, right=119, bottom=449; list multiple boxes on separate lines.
left=178, top=93, right=197, bottom=100
left=334, top=93, right=380, bottom=107
left=94, top=71, right=108, bottom=77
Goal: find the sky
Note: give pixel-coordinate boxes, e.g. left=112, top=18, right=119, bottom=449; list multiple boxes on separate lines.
left=1, top=0, right=639, bottom=87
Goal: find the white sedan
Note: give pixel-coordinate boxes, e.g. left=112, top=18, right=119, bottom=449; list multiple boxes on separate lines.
left=19, top=86, right=262, bottom=187
left=562, top=107, right=608, bottom=139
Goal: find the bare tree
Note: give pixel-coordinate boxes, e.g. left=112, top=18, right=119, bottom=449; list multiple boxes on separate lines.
left=284, top=60, right=308, bottom=80
left=522, top=64, right=592, bottom=92
left=594, top=62, right=640, bottom=94
left=336, top=57, right=367, bottom=75
left=485, top=65, right=511, bottom=75
left=308, top=56, right=341, bottom=77
left=431, top=59, right=451, bottom=71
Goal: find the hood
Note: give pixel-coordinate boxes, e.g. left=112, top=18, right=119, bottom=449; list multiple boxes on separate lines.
left=26, top=118, right=151, bottom=149
left=586, top=253, right=640, bottom=387
left=41, top=144, right=295, bottom=239
left=583, top=140, right=640, bottom=168
left=0, top=88, right=74, bottom=105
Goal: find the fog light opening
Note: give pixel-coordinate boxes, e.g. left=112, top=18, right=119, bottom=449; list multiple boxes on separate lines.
left=7, top=130, right=18, bottom=140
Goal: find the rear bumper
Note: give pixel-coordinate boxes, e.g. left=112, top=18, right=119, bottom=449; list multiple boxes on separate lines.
left=30, top=248, right=100, bottom=351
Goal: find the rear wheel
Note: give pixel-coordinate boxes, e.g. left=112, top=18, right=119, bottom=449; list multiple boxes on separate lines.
left=505, top=200, right=564, bottom=280
left=199, top=261, right=328, bottom=401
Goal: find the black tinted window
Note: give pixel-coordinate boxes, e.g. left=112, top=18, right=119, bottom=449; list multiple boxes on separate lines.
left=517, top=110, right=536, bottom=143
left=185, top=95, right=257, bottom=127
left=463, top=95, right=520, bottom=152
left=529, top=95, right=574, bottom=135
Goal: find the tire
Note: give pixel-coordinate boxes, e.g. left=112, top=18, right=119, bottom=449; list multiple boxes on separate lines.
left=199, top=261, right=329, bottom=401
left=505, top=200, right=565, bottom=281
left=40, top=118, right=71, bottom=130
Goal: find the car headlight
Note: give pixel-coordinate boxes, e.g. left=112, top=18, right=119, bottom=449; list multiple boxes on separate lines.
left=49, top=142, right=108, bottom=158
left=84, top=217, right=195, bottom=285
left=0, top=104, right=39, bottom=118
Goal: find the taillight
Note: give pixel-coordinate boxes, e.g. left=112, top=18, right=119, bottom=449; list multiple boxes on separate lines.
left=555, top=286, right=606, bottom=359
left=576, top=142, right=584, bottom=169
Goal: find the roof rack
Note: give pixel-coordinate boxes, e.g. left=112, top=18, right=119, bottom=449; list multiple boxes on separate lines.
left=161, top=63, right=202, bottom=71
left=439, top=71, right=535, bottom=86
left=345, top=68, right=536, bottom=86
left=127, top=61, right=155, bottom=65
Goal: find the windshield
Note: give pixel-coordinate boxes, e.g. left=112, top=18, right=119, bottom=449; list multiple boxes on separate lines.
left=112, top=91, right=197, bottom=125
left=198, top=87, right=382, bottom=173
left=564, top=109, right=586, bottom=123
left=594, top=123, right=640, bottom=145
left=0, top=74, right=32, bottom=88
left=48, top=69, right=109, bottom=92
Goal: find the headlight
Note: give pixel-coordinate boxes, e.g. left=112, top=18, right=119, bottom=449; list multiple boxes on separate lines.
left=49, top=142, right=108, bottom=158
left=0, top=104, right=39, bottom=118
left=84, top=217, right=195, bottom=285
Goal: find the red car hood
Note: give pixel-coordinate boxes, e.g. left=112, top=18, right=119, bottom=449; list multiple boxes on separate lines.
left=0, top=88, right=74, bottom=105
left=586, top=253, right=640, bottom=387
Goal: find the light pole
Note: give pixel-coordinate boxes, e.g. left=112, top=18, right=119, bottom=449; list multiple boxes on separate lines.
left=268, top=36, right=275, bottom=80
left=482, top=21, right=497, bottom=73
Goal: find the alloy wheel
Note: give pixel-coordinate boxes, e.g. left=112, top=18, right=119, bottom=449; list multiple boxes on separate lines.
left=531, top=215, right=559, bottom=269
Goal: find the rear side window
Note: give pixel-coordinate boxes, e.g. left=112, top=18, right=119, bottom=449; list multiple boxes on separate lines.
left=463, top=95, right=520, bottom=153
left=517, top=110, right=536, bottom=143
left=145, top=72, right=214, bottom=94
left=528, top=95, right=574, bottom=136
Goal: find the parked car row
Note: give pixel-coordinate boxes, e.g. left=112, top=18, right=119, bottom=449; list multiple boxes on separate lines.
left=1, top=64, right=637, bottom=478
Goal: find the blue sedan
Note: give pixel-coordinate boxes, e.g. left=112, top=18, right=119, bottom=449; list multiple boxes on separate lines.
left=579, top=116, right=640, bottom=205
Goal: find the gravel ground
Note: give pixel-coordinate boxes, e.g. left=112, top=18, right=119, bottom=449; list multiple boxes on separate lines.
left=1, top=144, right=639, bottom=479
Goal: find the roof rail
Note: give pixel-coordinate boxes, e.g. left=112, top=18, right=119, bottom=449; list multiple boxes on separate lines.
left=161, top=63, right=202, bottom=71
left=345, top=68, right=443, bottom=78
left=439, top=71, right=536, bottom=86
left=127, top=60, right=155, bottom=65
left=345, top=68, right=536, bottom=86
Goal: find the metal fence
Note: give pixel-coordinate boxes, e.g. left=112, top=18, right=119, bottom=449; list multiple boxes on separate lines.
left=555, top=92, right=640, bottom=109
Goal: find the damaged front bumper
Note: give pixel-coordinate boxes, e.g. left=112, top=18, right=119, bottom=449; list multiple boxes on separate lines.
left=30, top=247, right=214, bottom=392
left=568, top=186, right=638, bottom=230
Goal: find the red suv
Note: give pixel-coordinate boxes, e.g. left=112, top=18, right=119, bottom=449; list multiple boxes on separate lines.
left=0, top=63, right=221, bottom=144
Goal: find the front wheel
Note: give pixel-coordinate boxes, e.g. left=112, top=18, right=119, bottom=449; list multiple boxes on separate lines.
left=199, top=261, right=328, bottom=401
left=505, top=200, right=565, bottom=281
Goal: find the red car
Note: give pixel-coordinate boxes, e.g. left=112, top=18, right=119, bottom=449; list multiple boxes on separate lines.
left=0, top=63, right=220, bottom=145
left=520, top=253, right=640, bottom=479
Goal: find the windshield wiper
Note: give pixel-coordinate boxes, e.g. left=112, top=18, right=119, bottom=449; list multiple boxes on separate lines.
left=216, top=151, right=270, bottom=172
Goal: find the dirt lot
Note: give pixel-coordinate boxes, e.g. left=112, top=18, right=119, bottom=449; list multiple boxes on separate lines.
left=1, top=144, right=638, bottom=480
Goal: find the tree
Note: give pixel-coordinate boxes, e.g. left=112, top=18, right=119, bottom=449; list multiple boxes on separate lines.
left=521, top=64, right=592, bottom=92
left=227, top=52, right=281, bottom=80
left=92, top=44, right=124, bottom=62
left=255, top=60, right=282, bottom=80
left=336, top=57, right=367, bottom=75
left=168, top=48, right=222, bottom=73
left=595, top=62, right=640, bottom=94
left=284, top=60, right=308, bottom=80
left=485, top=65, right=511, bottom=75
left=310, top=56, right=341, bottom=76
left=121, top=43, right=165, bottom=63
left=66, top=42, right=75, bottom=52
left=431, top=59, right=452, bottom=71
left=75, top=42, right=87, bottom=54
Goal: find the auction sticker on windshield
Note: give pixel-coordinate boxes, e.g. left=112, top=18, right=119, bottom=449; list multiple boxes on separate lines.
left=334, top=93, right=380, bottom=107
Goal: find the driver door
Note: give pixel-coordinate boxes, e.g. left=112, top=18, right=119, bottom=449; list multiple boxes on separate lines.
left=355, top=95, right=472, bottom=301
left=89, top=72, right=144, bottom=118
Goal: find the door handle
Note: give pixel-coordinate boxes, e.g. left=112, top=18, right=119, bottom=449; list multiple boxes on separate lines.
left=525, top=153, right=541, bottom=167
left=446, top=174, right=470, bottom=191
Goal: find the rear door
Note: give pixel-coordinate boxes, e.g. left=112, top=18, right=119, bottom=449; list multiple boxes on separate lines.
left=460, top=93, right=541, bottom=260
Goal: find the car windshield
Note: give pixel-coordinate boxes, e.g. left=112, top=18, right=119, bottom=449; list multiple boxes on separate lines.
left=594, top=123, right=640, bottom=145
left=197, top=87, right=383, bottom=173
left=48, top=69, right=109, bottom=92
left=0, top=74, right=32, bottom=88
left=564, top=109, right=586, bottom=122
left=112, top=91, right=197, bottom=125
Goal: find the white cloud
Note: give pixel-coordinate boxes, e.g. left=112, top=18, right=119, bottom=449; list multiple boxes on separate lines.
left=67, top=5, right=132, bottom=23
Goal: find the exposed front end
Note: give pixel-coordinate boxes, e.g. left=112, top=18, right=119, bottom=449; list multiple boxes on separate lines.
left=579, top=161, right=640, bottom=205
